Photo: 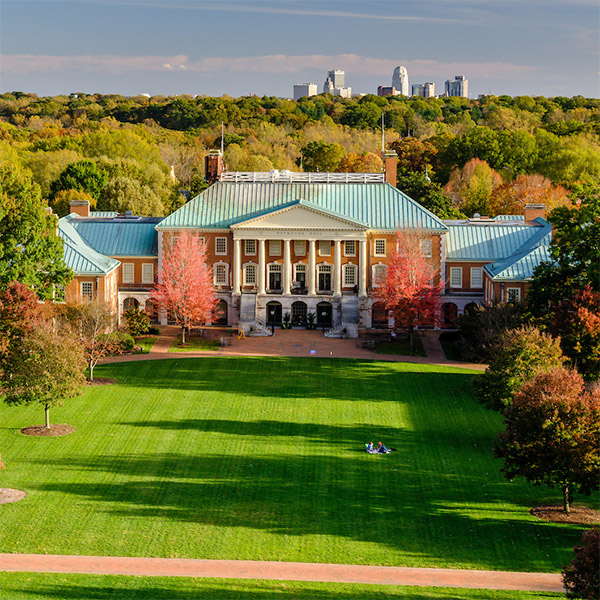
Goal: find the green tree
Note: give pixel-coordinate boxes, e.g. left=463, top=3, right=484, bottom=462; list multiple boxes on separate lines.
left=0, top=162, right=71, bottom=297
left=50, top=189, right=96, bottom=217
left=1, top=322, right=86, bottom=429
left=473, top=326, right=565, bottom=412
left=495, top=368, right=600, bottom=514
left=50, top=159, right=108, bottom=201
left=124, top=306, right=150, bottom=336
left=388, top=137, right=438, bottom=176
left=298, top=141, right=344, bottom=172
left=97, top=176, right=164, bottom=216
left=397, top=173, right=464, bottom=219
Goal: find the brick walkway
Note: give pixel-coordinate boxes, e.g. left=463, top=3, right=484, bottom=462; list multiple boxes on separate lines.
left=104, top=328, right=486, bottom=370
left=0, top=554, right=563, bottom=592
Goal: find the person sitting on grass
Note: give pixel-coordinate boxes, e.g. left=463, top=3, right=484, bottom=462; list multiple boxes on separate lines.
left=378, top=442, right=389, bottom=454
left=366, top=442, right=377, bottom=453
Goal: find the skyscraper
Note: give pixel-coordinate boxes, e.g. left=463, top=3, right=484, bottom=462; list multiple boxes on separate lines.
left=444, top=75, right=469, bottom=97
left=392, top=66, right=409, bottom=96
left=323, top=70, right=351, bottom=97
left=293, top=83, right=317, bottom=101
left=411, top=82, right=435, bottom=98
left=327, top=69, right=345, bottom=89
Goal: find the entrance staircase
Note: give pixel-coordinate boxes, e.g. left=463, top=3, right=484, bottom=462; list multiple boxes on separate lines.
left=324, top=295, right=359, bottom=338
left=238, top=294, right=272, bottom=336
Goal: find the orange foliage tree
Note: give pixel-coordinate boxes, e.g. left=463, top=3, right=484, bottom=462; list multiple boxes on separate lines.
left=376, top=229, right=442, bottom=348
left=152, top=231, right=215, bottom=344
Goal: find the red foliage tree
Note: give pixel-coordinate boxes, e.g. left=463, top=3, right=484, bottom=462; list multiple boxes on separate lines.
left=563, top=527, right=600, bottom=600
left=152, top=231, right=215, bottom=344
left=495, top=368, right=600, bottom=514
left=0, top=281, right=40, bottom=361
left=376, top=229, right=442, bottom=348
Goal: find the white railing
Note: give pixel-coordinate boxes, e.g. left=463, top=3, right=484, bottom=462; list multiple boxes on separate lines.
left=220, top=171, right=385, bottom=184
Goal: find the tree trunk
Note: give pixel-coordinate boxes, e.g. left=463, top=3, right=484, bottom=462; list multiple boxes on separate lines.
left=562, top=482, right=570, bottom=514
left=89, top=361, right=94, bottom=382
left=408, top=327, right=414, bottom=350
left=45, top=404, right=50, bottom=429
left=181, top=324, right=186, bottom=345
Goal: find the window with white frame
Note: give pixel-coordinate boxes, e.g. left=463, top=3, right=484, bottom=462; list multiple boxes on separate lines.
left=269, top=240, right=281, bottom=256
left=294, top=240, right=306, bottom=255
left=215, top=237, right=227, bottom=255
left=343, top=263, right=357, bottom=286
left=470, top=267, right=483, bottom=289
left=372, top=264, right=387, bottom=287
left=319, top=240, right=331, bottom=256
left=450, top=267, right=463, bottom=288
left=214, top=263, right=228, bottom=286
left=243, top=263, right=257, bottom=286
left=245, top=239, right=256, bottom=255
left=81, top=281, right=93, bottom=301
left=420, top=239, right=432, bottom=257
left=122, top=263, right=134, bottom=284
left=344, top=240, right=356, bottom=256
left=142, top=263, right=154, bottom=284
left=374, top=239, right=386, bottom=257
left=507, top=287, right=521, bottom=302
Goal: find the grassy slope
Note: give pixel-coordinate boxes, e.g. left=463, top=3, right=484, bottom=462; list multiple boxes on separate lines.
left=0, top=573, right=564, bottom=600
left=0, top=357, right=586, bottom=572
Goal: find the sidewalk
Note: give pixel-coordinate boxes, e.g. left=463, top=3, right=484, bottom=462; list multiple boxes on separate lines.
left=0, top=554, right=563, bottom=592
left=104, top=328, right=486, bottom=371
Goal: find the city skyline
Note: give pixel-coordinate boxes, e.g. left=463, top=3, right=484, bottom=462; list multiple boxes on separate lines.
left=1, top=0, right=599, bottom=98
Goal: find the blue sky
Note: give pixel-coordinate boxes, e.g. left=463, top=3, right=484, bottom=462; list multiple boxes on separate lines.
left=1, top=0, right=598, bottom=98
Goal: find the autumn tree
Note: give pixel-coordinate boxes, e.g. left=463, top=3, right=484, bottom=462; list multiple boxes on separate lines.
left=473, top=326, right=565, bottom=411
left=55, top=301, right=121, bottom=381
left=376, top=229, right=442, bottom=349
left=2, top=323, right=86, bottom=429
left=50, top=189, right=96, bottom=217
left=0, top=281, right=40, bottom=361
left=562, top=528, right=600, bottom=600
left=151, top=231, right=215, bottom=344
left=495, top=368, right=600, bottom=514
left=388, top=137, right=438, bottom=176
left=0, top=162, right=72, bottom=297
left=298, top=141, right=344, bottom=172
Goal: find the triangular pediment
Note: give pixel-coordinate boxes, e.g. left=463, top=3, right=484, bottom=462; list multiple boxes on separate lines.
left=231, top=200, right=368, bottom=230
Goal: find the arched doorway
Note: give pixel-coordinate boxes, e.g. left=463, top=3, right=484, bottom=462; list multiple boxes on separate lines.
left=371, top=302, right=388, bottom=329
left=316, top=302, right=332, bottom=328
left=442, top=303, right=458, bottom=328
left=291, top=301, right=307, bottom=327
left=266, top=301, right=282, bottom=326
left=464, top=302, right=479, bottom=316
left=213, top=299, right=228, bottom=326
left=123, top=297, right=139, bottom=313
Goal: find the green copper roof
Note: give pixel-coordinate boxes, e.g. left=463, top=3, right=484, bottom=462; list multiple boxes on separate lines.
left=156, top=182, right=448, bottom=232
left=58, top=218, right=120, bottom=275
left=65, top=214, right=163, bottom=256
left=445, top=218, right=551, bottom=261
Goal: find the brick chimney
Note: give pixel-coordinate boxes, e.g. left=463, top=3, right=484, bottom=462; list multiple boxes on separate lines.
left=384, top=150, right=398, bottom=187
left=205, top=150, right=224, bottom=184
left=524, top=203, right=546, bottom=222
left=70, top=199, right=90, bottom=217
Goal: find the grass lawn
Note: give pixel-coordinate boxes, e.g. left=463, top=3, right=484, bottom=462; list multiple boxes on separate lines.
left=0, top=357, right=587, bottom=573
left=0, top=573, right=564, bottom=600
left=134, top=336, right=158, bottom=354
left=439, top=332, right=464, bottom=362
left=169, top=333, right=221, bottom=352
left=374, top=337, right=426, bottom=356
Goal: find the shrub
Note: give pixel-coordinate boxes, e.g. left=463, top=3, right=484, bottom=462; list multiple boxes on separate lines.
left=124, top=307, right=150, bottom=336
left=563, top=528, right=600, bottom=599
left=147, top=326, right=160, bottom=335
left=99, top=331, right=135, bottom=352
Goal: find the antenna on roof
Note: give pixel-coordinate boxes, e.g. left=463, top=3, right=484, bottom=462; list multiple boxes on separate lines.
left=381, top=113, right=385, bottom=156
left=220, top=122, right=224, bottom=156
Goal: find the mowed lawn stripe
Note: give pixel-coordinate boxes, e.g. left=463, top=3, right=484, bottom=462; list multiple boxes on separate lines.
left=0, top=357, right=587, bottom=572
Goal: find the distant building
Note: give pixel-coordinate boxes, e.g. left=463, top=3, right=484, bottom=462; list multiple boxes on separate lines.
left=293, top=83, right=317, bottom=101
left=377, top=86, right=396, bottom=97
left=323, top=70, right=351, bottom=98
left=392, top=66, right=409, bottom=96
left=444, top=75, right=468, bottom=97
left=411, top=82, right=435, bottom=98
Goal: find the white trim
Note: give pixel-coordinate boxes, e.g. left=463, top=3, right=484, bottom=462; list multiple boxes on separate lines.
left=142, top=263, right=154, bottom=284
left=243, top=262, right=258, bottom=286
left=374, top=238, right=386, bottom=257
left=344, top=240, right=356, bottom=257
left=81, top=281, right=94, bottom=300
left=343, top=263, right=357, bottom=287
left=122, top=263, right=134, bottom=284
left=450, top=267, right=463, bottom=288
left=215, top=237, right=228, bottom=255
left=470, top=267, right=483, bottom=289
left=244, top=239, right=256, bottom=255
left=213, top=261, right=229, bottom=286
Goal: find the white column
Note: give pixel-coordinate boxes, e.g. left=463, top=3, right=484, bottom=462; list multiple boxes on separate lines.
left=359, top=239, right=367, bottom=296
left=333, top=240, right=341, bottom=296
left=232, top=238, right=241, bottom=294
left=308, top=239, right=316, bottom=295
left=283, top=239, right=291, bottom=295
left=258, top=239, right=266, bottom=294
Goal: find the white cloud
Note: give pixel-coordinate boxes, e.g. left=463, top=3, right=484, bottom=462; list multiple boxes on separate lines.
left=0, top=52, right=537, bottom=80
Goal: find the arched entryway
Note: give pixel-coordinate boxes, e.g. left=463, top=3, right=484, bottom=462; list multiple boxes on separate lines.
left=371, top=302, right=388, bottom=329
left=316, top=302, right=333, bottom=328
left=266, top=301, right=282, bottom=326
left=291, top=301, right=307, bottom=327
left=123, top=297, right=139, bottom=313
left=213, top=299, right=228, bottom=326
left=442, top=303, right=458, bottom=328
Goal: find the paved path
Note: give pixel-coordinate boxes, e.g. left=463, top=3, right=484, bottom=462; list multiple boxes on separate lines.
left=106, top=328, right=486, bottom=371
left=0, top=554, right=563, bottom=592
